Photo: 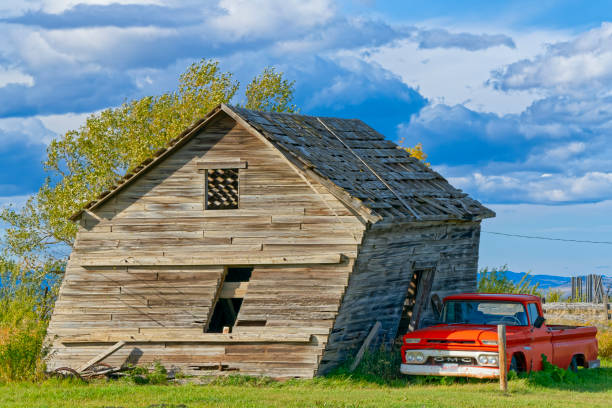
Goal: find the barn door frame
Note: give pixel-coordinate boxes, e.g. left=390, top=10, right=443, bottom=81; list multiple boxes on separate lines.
left=408, top=262, right=438, bottom=332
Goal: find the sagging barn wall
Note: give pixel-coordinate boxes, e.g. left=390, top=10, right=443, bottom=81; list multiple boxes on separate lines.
left=318, top=221, right=481, bottom=374
left=46, top=113, right=366, bottom=378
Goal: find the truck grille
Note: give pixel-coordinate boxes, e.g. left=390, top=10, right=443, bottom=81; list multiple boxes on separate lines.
left=427, top=339, right=476, bottom=344
left=428, top=356, right=476, bottom=366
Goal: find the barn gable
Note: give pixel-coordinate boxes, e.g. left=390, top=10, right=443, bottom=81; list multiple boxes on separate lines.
left=48, top=111, right=365, bottom=378
left=47, top=105, right=494, bottom=378
left=73, top=104, right=493, bottom=224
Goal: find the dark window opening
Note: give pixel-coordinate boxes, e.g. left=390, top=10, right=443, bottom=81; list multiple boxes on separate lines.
left=206, top=168, right=239, bottom=210
left=236, top=320, right=266, bottom=327
left=207, top=267, right=253, bottom=333
left=207, top=298, right=243, bottom=333
left=224, top=267, right=252, bottom=282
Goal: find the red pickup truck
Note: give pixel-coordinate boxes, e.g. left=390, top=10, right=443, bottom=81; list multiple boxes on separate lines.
left=400, top=293, right=599, bottom=378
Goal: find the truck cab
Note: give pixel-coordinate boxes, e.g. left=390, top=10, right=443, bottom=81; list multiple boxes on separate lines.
left=400, top=293, right=599, bottom=378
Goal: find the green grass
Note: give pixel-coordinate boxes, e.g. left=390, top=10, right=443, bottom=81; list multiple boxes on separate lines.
left=1, top=361, right=610, bottom=408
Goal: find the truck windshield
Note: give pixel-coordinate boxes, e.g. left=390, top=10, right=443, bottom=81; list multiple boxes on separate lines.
left=442, top=301, right=528, bottom=326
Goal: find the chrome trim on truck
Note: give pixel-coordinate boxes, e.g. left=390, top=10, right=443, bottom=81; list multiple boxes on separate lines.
left=400, top=350, right=500, bottom=378
left=404, top=349, right=498, bottom=359
left=400, top=363, right=500, bottom=379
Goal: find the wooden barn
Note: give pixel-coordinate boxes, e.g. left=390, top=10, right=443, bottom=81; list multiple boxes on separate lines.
left=45, top=104, right=494, bottom=378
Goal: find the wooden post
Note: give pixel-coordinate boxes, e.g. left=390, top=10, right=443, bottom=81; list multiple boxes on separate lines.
left=76, top=340, right=126, bottom=373
left=350, top=321, right=381, bottom=372
left=497, top=325, right=507, bottom=392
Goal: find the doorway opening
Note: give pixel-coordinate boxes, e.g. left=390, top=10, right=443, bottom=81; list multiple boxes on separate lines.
left=397, top=270, right=422, bottom=336
left=397, top=267, right=436, bottom=337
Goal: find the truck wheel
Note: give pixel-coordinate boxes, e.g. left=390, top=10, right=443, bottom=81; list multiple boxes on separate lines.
left=510, top=355, right=523, bottom=373
left=569, top=356, right=579, bottom=373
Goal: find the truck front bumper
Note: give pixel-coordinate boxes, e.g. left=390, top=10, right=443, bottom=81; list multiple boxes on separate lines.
left=400, top=349, right=500, bottom=379
left=400, top=363, right=500, bottom=379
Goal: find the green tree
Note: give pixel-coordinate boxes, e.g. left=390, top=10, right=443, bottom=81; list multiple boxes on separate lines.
left=478, top=265, right=542, bottom=296
left=245, top=67, right=297, bottom=113
left=0, top=59, right=297, bottom=274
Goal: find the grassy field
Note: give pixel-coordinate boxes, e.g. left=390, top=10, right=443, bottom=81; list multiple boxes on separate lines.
left=1, top=364, right=611, bottom=408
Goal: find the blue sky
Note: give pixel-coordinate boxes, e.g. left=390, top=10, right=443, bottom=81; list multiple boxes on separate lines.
left=0, top=0, right=610, bottom=276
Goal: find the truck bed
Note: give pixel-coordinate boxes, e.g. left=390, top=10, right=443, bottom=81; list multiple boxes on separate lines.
left=548, top=324, right=585, bottom=330
left=548, top=324, right=597, bottom=335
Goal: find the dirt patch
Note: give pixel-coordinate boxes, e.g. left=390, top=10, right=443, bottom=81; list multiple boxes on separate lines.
left=0, top=327, right=9, bottom=346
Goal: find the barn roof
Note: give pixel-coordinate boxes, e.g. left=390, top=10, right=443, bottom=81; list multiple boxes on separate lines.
left=72, top=104, right=494, bottom=223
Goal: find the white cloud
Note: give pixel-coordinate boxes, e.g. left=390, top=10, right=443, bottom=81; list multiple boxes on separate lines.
left=210, top=0, right=334, bottom=39
left=491, top=22, right=612, bottom=93
left=413, top=28, right=515, bottom=51
left=0, top=0, right=163, bottom=16
left=449, top=170, right=612, bottom=204
left=0, top=67, right=34, bottom=87
left=367, top=29, right=567, bottom=115
left=11, top=25, right=174, bottom=70
left=38, top=111, right=93, bottom=135
left=527, top=141, right=586, bottom=163
left=0, top=117, right=56, bottom=145
left=0, top=194, right=30, bottom=209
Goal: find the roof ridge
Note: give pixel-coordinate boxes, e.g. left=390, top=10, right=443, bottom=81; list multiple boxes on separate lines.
left=228, top=104, right=361, bottom=122
left=70, top=104, right=495, bottom=222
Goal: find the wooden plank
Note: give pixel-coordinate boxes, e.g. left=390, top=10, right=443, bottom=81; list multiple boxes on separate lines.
left=349, top=321, right=381, bottom=371
left=196, top=160, right=247, bottom=169
left=79, top=254, right=343, bottom=266
left=62, top=333, right=312, bottom=344
left=75, top=341, right=125, bottom=373
left=220, top=282, right=249, bottom=298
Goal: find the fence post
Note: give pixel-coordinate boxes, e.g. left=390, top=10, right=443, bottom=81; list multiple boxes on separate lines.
left=498, top=324, right=507, bottom=392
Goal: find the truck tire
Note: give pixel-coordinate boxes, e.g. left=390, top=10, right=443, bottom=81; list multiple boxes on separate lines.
left=569, top=356, right=579, bottom=373
left=510, top=354, right=524, bottom=373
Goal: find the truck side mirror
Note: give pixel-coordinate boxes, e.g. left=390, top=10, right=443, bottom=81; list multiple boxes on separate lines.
left=534, top=315, right=546, bottom=328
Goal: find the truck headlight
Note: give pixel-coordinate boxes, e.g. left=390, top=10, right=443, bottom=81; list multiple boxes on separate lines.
left=404, top=338, right=420, bottom=344
left=478, top=354, right=499, bottom=366
left=482, top=340, right=498, bottom=345
left=405, top=352, right=425, bottom=364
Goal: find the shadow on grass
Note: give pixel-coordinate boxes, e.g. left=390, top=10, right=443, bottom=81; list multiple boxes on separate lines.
left=520, top=357, right=612, bottom=393
left=321, top=345, right=496, bottom=388
left=28, top=349, right=612, bottom=394
left=322, top=347, right=612, bottom=392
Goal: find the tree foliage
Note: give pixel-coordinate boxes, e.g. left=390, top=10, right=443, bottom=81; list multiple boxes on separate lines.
left=0, top=258, right=57, bottom=381
left=398, top=138, right=429, bottom=166
left=245, top=67, right=297, bottom=113
left=0, top=59, right=297, bottom=272
left=478, top=265, right=542, bottom=297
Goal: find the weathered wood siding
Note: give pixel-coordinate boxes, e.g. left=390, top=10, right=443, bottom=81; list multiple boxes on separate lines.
left=318, top=221, right=481, bottom=374
left=46, top=113, right=365, bottom=378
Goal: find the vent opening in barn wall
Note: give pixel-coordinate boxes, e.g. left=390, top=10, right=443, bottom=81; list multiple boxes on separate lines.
left=207, top=267, right=253, bottom=333
left=206, top=168, right=239, bottom=210
left=49, top=104, right=495, bottom=378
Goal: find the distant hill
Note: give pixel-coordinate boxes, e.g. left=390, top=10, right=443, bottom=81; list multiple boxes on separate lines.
left=477, top=270, right=612, bottom=295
